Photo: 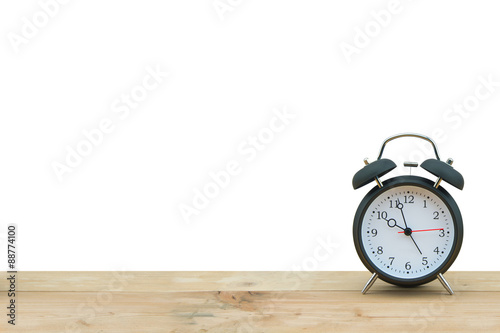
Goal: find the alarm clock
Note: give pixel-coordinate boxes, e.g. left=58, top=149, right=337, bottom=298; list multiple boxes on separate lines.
left=352, top=133, right=464, bottom=294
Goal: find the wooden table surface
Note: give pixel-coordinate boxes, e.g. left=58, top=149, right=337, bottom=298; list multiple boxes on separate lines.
left=1, top=271, right=499, bottom=332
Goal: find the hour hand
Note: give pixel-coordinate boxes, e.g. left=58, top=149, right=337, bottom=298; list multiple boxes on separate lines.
left=384, top=218, right=405, bottom=231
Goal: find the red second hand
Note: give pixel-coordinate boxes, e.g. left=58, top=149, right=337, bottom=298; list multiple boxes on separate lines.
left=398, top=228, right=444, bottom=233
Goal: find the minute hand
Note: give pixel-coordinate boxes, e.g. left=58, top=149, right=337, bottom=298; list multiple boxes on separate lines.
left=396, top=199, right=423, bottom=255
left=410, top=235, right=422, bottom=255
left=396, top=199, right=408, bottom=228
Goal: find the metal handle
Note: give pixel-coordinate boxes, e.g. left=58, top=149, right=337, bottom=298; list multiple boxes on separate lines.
left=377, top=133, right=441, bottom=161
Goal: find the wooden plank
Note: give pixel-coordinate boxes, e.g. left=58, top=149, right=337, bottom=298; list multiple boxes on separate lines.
left=1, top=290, right=500, bottom=332
left=2, top=271, right=500, bottom=292
left=1, top=272, right=500, bottom=332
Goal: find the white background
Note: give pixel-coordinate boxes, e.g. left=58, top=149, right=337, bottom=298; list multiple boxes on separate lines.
left=0, top=0, right=499, bottom=271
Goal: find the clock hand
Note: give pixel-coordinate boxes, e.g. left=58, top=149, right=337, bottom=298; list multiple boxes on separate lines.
left=409, top=234, right=422, bottom=255
left=383, top=213, right=423, bottom=256
left=395, top=199, right=408, bottom=228
left=398, top=228, right=444, bottom=233
left=395, top=198, right=423, bottom=254
left=383, top=217, right=405, bottom=231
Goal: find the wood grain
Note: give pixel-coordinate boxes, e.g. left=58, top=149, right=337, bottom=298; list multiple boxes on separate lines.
left=1, top=271, right=499, bottom=332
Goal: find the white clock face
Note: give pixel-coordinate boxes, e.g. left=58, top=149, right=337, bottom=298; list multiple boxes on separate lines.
left=360, top=185, right=455, bottom=280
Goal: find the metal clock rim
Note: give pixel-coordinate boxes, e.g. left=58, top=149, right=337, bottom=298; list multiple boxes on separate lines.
left=353, top=176, right=463, bottom=287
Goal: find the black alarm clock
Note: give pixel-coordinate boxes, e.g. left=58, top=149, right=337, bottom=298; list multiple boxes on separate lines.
left=352, top=133, right=464, bottom=294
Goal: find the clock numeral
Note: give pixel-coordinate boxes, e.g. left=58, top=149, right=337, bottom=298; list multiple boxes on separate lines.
left=433, top=211, right=439, bottom=220
left=389, top=200, right=393, bottom=208
left=423, top=200, right=427, bottom=208
left=404, top=195, right=414, bottom=204
left=377, top=211, right=388, bottom=220
left=405, top=262, right=411, bottom=270
left=422, top=257, right=428, bottom=265
left=434, top=247, right=440, bottom=255
left=439, top=229, right=445, bottom=237
left=389, top=257, right=395, bottom=265
left=371, top=229, right=377, bottom=237
left=377, top=246, right=383, bottom=254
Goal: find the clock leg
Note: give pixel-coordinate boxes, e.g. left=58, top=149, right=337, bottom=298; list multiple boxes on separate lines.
left=437, top=273, right=454, bottom=295
left=361, top=273, right=378, bottom=294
